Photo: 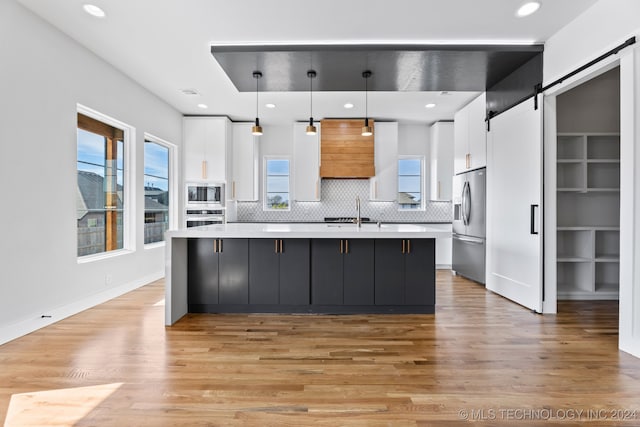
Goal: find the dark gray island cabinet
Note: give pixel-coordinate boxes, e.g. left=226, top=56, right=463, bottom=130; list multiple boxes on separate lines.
left=165, top=224, right=449, bottom=324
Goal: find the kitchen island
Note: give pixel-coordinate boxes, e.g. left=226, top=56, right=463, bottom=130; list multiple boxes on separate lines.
left=165, top=223, right=450, bottom=325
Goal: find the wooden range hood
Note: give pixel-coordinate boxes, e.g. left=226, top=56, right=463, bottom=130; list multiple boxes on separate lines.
left=320, top=119, right=374, bottom=178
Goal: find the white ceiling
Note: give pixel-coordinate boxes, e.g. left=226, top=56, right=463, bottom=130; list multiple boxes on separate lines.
left=17, top=0, right=599, bottom=125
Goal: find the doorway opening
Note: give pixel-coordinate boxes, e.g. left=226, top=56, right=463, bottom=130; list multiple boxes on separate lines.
left=554, top=67, right=621, bottom=310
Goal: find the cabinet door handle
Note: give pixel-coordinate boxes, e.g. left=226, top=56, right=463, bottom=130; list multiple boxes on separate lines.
left=407, top=239, right=411, bottom=254
left=274, top=239, right=278, bottom=253
left=232, top=181, right=236, bottom=199
left=219, top=239, right=223, bottom=253
left=375, top=181, right=378, bottom=199
left=437, top=181, right=441, bottom=199
left=345, top=239, right=349, bottom=254
left=466, top=153, right=470, bottom=169
left=401, top=239, right=405, bottom=254
left=213, top=239, right=217, bottom=253
left=279, top=239, right=283, bottom=253
left=339, top=240, right=343, bottom=254
left=201, top=160, right=207, bottom=180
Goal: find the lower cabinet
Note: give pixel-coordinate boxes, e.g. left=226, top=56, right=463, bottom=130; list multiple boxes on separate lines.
left=188, top=237, right=434, bottom=313
left=249, top=239, right=310, bottom=305
left=311, top=239, right=374, bottom=305
left=375, top=239, right=435, bottom=305
left=188, top=238, right=249, bottom=307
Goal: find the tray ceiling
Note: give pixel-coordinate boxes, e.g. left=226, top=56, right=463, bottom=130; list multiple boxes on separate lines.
left=211, top=44, right=544, bottom=93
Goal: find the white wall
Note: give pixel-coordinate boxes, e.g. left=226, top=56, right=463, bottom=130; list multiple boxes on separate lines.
left=543, top=0, right=640, bottom=357
left=0, top=1, right=182, bottom=344
left=544, top=0, right=640, bottom=84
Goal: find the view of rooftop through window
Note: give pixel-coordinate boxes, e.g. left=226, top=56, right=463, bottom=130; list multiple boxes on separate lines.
left=76, top=113, right=125, bottom=256
left=144, top=141, right=170, bottom=244
left=398, top=158, right=422, bottom=209
left=265, top=159, right=290, bottom=210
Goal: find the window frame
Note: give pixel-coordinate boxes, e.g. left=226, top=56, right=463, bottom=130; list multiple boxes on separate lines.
left=397, top=155, right=425, bottom=211
left=77, top=104, right=136, bottom=262
left=263, top=156, right=291, bottom=211
left=143, top=133, right=178, bottom=248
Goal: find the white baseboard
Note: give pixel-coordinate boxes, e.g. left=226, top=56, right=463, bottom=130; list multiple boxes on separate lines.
left=0, top=271, right=164, bottom=346
left=436, top=264, right=452, bottom=270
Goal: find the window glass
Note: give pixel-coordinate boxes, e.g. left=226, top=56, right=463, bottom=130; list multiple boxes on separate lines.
left=398, top=158, right=422, bottom=209
left=144, top=140, right=170, bottom=244
left=77, top=114, right=125, bottom=256
left=265, top=159, right=290, bottom=210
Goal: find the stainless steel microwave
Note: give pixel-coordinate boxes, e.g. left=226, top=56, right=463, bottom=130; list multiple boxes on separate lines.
left=185, top=183, right=224, bottom=206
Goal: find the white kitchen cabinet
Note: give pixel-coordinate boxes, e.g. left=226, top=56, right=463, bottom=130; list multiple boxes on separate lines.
left=231, top=123, right=259, bottom=201
left=429, top=122, right=454, bottom=201
left=454, top=92, right=486, bottom=174
left=183, top=117, right=232, bottom=198
left=370, top=122, right=398, bottom=201
left=293, top=122, right=321, bottom=201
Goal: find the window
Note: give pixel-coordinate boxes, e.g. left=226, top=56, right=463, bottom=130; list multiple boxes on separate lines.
left=77, top=112, right=126, bottom=257
left=144, top=140, right=170, bottom=244
left=265, top=158, right=290, bottom=210
left=398, top=157, right=423, bottom=209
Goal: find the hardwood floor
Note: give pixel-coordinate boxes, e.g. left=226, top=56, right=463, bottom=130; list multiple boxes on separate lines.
left=1, top=271, right=639, bottom=426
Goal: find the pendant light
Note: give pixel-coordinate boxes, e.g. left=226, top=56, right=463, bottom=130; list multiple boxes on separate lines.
left=306, top=70, right=317, bottom=135
left=251, top=71, right=263, bottom=136
left=361, top=70, right=373, bottom=136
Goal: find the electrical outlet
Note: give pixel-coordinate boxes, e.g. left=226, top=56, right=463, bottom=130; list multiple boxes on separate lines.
left=105, top=274, right=113, bottom=286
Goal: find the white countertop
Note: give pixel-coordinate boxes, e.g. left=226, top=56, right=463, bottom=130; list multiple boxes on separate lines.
left=167, top=222, right=451, bottom=239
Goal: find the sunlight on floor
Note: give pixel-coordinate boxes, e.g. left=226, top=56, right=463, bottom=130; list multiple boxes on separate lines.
left=4, top=383, right=123, bottom=426
left=153, top=298, right=165, bottom=307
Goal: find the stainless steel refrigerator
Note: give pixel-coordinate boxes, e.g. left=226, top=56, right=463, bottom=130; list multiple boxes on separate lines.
left=452, top=167, right=486, bottom=284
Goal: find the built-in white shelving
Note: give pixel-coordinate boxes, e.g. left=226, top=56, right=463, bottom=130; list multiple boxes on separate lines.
left=556, top=133, right=620, bottom=300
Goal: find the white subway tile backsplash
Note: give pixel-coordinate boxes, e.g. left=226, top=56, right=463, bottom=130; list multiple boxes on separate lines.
left=236, top=179, right=451, bottom=223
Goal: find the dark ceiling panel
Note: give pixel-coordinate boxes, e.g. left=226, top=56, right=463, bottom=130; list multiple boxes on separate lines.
left=210, top=44, right=543, bottom=92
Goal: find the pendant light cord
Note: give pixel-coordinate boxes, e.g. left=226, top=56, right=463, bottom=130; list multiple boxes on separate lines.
left=365, top=74, right=368, bottom=118
left=255, top=75, right=259, bottom=118
left=310, top=74, right=313, bottom=118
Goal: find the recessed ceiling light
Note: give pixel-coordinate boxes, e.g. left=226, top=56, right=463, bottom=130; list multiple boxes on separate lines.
left=344, top=103, right=354, bottom=109
left=83, top=4, right=106, bottom=18
left=516, top=2, right=541, bottom=17
left=265, top=103, right=276, bottom=109
left=425, top=103, right=436, bottom=108
left=197, top=103, right=208, bottom=109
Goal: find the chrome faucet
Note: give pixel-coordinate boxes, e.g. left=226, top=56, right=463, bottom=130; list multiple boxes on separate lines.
left=355, top=196, right=362, bottom=227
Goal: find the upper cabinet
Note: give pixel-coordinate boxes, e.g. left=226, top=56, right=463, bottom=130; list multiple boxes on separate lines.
left=183, top=117, right=232, bottom=199
left=320, top=119, right=374, bottom=178
left=231, top=123, right=259, bottom=201
left=454, top=92, right=487, bottom=174
left=370, top=122, right=398, bottom=201
left=429, top=122, right=454, bottom=201
left=293, top=122, right=321, bottom=201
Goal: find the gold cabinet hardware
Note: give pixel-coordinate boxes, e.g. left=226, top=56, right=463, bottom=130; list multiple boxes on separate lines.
left=218, top=239, right=223, bottom=253
left=274, top=239, right=278, bottom=253
left=279, top=239, right=283, bottom=253
left=345, top=239, right=349, bottom=254
left=339, top=239, right=343, bottom=254
left=465, top=153, right=471, bottom=169
left=401, top=239, right=405, bottom=254
left=213, top=239, right=218, bottom=253
left=201, top=160, right=207, bottom=179
left=407, top=239, right=411, bottom=254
